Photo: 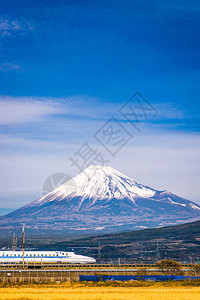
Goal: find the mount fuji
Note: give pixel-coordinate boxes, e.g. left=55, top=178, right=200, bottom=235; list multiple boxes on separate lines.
left=0, top=166, right=200, bottom=235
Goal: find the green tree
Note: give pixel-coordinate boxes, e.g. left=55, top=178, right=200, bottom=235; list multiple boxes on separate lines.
left=190, top=264, right=200, bottom=277
left=156, top=259, right=182, bottom=275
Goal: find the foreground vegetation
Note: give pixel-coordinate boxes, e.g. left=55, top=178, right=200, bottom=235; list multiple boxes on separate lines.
left=0, top=286, right=200, bottom=300
left=0, top=281, right=200, bottom=300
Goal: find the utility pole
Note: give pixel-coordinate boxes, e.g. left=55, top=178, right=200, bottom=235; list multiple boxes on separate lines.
left=118, top=257, right=121, bottom=267
left=98, top=242, right=101, bottom=260
left=12, top=233, right=16, bottom=251
left=156, top=239, right=160, bottom=261
left=22, top=225, right=25, bottom=268
left=140, top=243, right=144, bottom=259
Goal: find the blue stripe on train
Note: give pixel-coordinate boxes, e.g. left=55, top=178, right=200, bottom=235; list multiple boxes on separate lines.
left=0, top=256, right=69, bottom=258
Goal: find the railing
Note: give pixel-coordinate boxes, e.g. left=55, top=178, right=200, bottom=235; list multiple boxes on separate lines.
left=0, top=261, right=196, bottom=270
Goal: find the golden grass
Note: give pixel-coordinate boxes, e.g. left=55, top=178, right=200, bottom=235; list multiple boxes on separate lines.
left=0, top=287, right=200, bottom=300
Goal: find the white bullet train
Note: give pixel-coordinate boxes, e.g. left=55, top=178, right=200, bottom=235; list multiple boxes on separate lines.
left=0, top=250, right=96, bottom=264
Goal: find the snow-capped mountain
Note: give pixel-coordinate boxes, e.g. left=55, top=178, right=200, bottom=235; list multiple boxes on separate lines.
left=0, top=166, right=200, bottom=235
left=35, top=166, right=158, bottom=209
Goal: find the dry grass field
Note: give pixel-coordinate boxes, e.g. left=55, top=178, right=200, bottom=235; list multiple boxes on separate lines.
left=0, top=287, right=200, bottom=300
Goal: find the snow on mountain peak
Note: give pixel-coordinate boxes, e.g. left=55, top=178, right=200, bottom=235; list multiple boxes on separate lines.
left=41, top=165, right=157, bottom=203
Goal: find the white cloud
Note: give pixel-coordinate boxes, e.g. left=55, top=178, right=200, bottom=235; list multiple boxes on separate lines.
left=155, top=103, right=186, bottom=119
left=0, top=97, right=62, bottom=125
left=0, top=95, right=189, bottom=127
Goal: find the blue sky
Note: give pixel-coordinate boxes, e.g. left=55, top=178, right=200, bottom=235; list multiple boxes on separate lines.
left=0, top=0, right=200, bottom=214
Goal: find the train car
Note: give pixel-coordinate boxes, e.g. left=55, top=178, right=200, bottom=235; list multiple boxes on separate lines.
left=0, top=250, right=96, bottom=264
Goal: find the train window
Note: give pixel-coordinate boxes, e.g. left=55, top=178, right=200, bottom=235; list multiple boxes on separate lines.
left=30, top=254, right=32, bottom=257
left=53, top=254, right=55, bottom=256
left=45, top=254, right=47, bottom=257
left=18, top=254, right=20, bottom=257
left=41, top=254, right=43, bottom=257
left=37, top=254, right=40, bottom=257
left=6, top=254, right=8, bottom=256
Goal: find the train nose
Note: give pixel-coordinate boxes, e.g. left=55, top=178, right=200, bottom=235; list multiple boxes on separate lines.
left=83, top=256, right=96, bottom=263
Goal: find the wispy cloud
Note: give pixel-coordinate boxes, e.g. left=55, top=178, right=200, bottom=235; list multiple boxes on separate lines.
left=0, top=95, right=191, bottom=131
left=0, top=97, right=62, bottom=125
left=0, top=63, right=24, bottom=72
left=0, top=16, right=34, bottom=73
left=0, top=16, right=34, bottom=37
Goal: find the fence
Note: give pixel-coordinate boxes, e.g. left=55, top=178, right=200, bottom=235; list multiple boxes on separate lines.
left=0, top=268, right=199, bottom=283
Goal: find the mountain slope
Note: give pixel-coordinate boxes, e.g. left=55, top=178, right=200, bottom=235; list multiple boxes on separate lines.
left=59, top=220, right=200, bottom=247
left=38, top=220, right=200, bottom=262
left=0, top=166, right=200, bottom=235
